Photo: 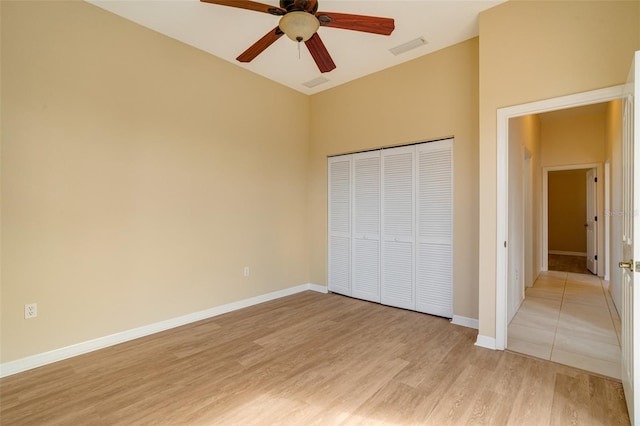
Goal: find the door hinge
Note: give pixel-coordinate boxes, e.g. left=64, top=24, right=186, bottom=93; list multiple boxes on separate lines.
left=595, top=255, right=598, bottom=261
left=595, top=177, right=598, bottom=182
left=595, top=216, right=598, bottom=222
left=504, top=241, right=507, bottom=248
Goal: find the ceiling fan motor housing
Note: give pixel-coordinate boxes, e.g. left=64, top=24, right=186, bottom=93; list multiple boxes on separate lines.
left=280, top=0, right=318, bottom=14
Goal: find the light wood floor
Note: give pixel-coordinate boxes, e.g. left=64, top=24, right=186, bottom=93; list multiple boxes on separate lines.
left=1, top=291, right=629, bottom=425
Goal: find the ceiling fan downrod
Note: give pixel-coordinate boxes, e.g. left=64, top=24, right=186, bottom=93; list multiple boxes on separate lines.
left=280, top=0, right=318, bottom=14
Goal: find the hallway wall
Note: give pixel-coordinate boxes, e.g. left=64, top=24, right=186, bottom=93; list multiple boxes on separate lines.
left=540, top=110, right=606, bottom=168
left=508, top=115, right=542, bottom=319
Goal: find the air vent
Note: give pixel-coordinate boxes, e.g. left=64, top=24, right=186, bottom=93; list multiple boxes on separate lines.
left=389, top=37, right=427, bottom=56
left=303, top=76, right=330, bottom=88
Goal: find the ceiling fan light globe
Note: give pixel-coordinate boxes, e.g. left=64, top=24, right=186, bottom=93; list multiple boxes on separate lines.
left=279, top=11, right=319, bottom=42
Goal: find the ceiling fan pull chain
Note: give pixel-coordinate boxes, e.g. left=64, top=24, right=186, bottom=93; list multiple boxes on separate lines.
left=298, top=41, right=301, bottom=59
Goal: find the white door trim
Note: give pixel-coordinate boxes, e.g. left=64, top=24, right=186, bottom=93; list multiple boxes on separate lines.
left=494, top=85, right=624, bottom=350
left=604, top=161, right=611, bottom=281
left=541, top=164, right=602, bottom=273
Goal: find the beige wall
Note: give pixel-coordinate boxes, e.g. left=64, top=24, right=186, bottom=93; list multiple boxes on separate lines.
left=309, top=38, right=480, bottom=320
left=548, top=170, right=588, bottom=253
left=540, top=111, right=606, bottom=168
left=1, top=2, right=310, bottom=362
left=478, top=1, right=640, bottom=339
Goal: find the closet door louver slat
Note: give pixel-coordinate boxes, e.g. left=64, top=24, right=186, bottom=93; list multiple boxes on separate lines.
left=416, top=140, right=453, bottom=317
left=328, top=156, right=352, bottom=296
left=381, top=146, right=415, bottom=310
left=352, top=152, right=381, bottom=302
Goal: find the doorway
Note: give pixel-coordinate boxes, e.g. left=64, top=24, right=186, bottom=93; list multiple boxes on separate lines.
left=505, top=104, right=622, bottom=378
left=548, top=168, right=591, bottom=273
left=492, top=85, right=624, bottom=352
left=501, top=96, right=624, bottom=379
left=543, top=165, right=600, bottom=275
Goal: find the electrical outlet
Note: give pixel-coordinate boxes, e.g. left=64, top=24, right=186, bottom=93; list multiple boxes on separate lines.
left=243, top=266, right=250, bottom=277
left=25, top=303, right=37, bottom=319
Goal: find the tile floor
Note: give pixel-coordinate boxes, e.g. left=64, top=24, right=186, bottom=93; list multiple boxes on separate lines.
left=507, top=271, right=622, bottom=379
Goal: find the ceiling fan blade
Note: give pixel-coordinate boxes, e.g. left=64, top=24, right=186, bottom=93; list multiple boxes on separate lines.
left=237, top=27, right=284, bottom=62
left=316, top=12, right=395, bottom=35
left=200, top=0, right=286, bottom=15
left=305, top=33, right=336, bottom=73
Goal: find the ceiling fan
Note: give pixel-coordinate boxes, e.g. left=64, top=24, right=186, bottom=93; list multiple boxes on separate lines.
left=200, top=0, right=395, bottom=73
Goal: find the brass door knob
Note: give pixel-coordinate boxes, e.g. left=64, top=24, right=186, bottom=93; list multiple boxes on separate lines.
left=619, top=260, right=634, bottom=270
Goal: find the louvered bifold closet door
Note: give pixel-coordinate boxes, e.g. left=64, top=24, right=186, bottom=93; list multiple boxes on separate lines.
left=352, top=151, right=381, bottom=302
left=328, top=155, right=352, bottom=296
left=416, top=139, right=453, bottom=317
left=381, top=145, right=415, bottom=310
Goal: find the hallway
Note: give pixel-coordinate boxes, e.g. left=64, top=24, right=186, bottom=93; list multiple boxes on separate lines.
left=507, top=271, right=621, bottom=379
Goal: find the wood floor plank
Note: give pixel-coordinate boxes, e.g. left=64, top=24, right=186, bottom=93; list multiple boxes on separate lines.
left=0, top=291, right=629, bottom=425
left=505, top=355, right=557, bottom=425
left=465, top=389, right=513, bottom=425
left=550, top=372, right=591, bottom=426
left=588, top=374, right=629, bottom=425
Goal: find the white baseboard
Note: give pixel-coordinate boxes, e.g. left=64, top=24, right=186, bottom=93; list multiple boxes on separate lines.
left=549, top=250, right=587, bottom=257
left=0, top=283, right=325, bottom=378
left=308, top=284, right=328, bottom=293
left=475, top=335, right=497, bottom=350
left=451, top=315, right=479, bottom=329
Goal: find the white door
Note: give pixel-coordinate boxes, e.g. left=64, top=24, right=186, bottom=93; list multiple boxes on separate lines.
left=381, top=145, right=415, bottom=310
left=328, top=155, right=352, bottom=296
left=415, top=140, right=453, bottom=318
left=352, top=151, right=381, bottom=303
left=586, top=168, right=597, bottom=274
left=620, top=50, right=640, bottom=424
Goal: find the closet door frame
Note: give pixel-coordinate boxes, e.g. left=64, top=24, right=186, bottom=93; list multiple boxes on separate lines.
left=327, top=139, right=454, bottom=319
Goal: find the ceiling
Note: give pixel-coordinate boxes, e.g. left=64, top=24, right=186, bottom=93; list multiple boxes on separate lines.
left=87, top=0, right=504, bottom=95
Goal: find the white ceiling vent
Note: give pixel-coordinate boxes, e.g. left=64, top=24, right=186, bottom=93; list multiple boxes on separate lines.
left=389, top=37, right=428, bottom=56
left=303, top=76, right=330, bottom=88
